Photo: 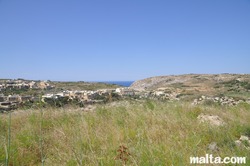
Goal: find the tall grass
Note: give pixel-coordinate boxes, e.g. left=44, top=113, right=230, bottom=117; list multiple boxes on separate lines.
left=0, top=100, right=249, bottom=165
left=5, top=112, right=11, bottom=166
left=40, top=107, right=45, bottom=166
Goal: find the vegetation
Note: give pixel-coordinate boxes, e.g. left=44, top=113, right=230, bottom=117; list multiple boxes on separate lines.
left=51, top=81, right=121, bottom=91
left=219, top=80, right=250, bottom=91
left=0, top=100, right=249, bottom=165
left=1, top=81, right=121, bottom=97
left=1, top=88, right=39, bottom=96
left=170, top=83, right=190, bottom=88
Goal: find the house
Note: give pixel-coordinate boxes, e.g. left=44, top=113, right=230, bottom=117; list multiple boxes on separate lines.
left=115, top=88, right=122, bottom=94
left=8, top=95, right=22, bottom=102
left=0, top=95, right=7, bottom=102
left=42, top=94, right=54, bottom=99
left=121, top=88, right=135, bottom=96
left=29, top=81, right=36, bottom=89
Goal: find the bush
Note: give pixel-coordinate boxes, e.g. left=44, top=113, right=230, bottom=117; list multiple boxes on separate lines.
left=145, top=100, right=155, bottom=110
left=44, top=97, right=70, bottom=107
left=242, top=126, right=250, bottom=137
left=202, top=99, right=216, bottom=106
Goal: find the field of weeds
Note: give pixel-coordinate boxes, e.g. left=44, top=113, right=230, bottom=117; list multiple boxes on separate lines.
left=0, top=100, right=250, bottom=165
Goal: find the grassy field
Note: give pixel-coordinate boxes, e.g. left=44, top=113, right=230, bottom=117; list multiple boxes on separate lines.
left=0, top=100, right=250, bottom=165
left=51, top=81, right=121, bottom=91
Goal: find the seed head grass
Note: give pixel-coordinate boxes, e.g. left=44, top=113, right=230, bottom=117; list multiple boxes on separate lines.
left=0, top=100, right=249, bottom=165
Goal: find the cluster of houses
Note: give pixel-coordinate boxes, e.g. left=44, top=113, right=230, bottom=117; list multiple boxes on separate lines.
left=0, top=86, right=192, bottom=111
left=2, top=81, right=249, bottom=112
left=40, top=87, right=184, bottom=104
left=0, top=87, right=137, bottom=111
left=0, top=79, right=54, bottom=91
left=136, top=88, right=181, bottom=101
left=41, top=88, right=136, bottom=102
left=192, top=95, right=250, bottom=106
left=0, top=94, right=38, bottom=111
left=0, top=79, right=55, bottom=111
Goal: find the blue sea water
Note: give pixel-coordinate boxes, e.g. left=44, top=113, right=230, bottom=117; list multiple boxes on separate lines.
left=100, top=81, right=134, bottom=87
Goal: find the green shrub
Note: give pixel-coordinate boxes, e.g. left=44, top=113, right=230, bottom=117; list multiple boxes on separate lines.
left=242, top=126, right=250, bottom=137
left=188, top=107, right=202, bottom=119
left=202, top=99, right=216, bottom=106
left=145, top=100, right=155, bottom=110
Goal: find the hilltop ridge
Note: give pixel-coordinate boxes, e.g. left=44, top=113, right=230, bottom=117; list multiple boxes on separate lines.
left=130, top=74, right=250, bottom=98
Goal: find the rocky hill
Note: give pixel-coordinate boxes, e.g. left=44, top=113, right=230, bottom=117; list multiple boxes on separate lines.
left=130, top=74, right=250, bottom=99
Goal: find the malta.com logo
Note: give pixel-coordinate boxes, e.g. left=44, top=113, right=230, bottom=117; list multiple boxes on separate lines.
left=190, top=154, right=246, bottom=164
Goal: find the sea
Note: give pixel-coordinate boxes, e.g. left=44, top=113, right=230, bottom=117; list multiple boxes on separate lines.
left=99, top=81, right=134, bottom=87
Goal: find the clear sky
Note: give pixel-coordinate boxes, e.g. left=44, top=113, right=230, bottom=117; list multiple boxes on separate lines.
left=0, top=0, right=250, bottom=81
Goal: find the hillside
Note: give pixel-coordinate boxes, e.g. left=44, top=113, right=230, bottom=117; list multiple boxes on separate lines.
left=50, top=81, right=121, bottom=91
left=130, top=74, right=250, bottom=99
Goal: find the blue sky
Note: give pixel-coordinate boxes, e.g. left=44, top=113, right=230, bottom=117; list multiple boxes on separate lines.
left=0, top=0, right=249, bottom=81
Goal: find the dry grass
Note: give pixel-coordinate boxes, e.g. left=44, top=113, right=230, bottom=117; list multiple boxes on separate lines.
left=0, top=100, right=250, bottom=165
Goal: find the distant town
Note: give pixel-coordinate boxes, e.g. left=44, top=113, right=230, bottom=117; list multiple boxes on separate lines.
left=0, top=78, right=194, bottom=111
left=0, top=79, right=138, bottom=111
left=1, top=74, right=250, bottom=112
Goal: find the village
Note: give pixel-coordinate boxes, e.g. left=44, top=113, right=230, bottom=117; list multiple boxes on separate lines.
left=0, top=79, right=139, bottom=111
left=0, top=79, right=189, bottom=112
left=0, top=79, right=53, bottom=110
left=0, top=79, right=54, bottom=90
left=1, top=79, right=250, bottom=112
